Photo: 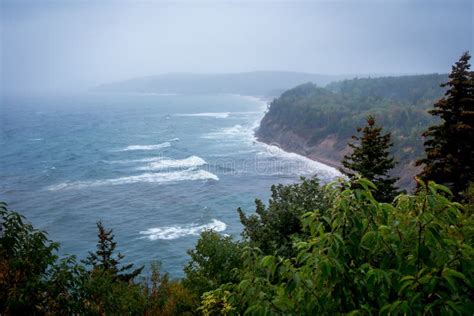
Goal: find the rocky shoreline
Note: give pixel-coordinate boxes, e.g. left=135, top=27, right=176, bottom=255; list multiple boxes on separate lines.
left=255, top=117, right=418, bottom=190
left=255, top=118, right=346, bottom=170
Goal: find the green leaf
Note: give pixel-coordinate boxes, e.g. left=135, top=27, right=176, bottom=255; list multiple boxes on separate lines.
left=261, top=255, right=275, bottom=269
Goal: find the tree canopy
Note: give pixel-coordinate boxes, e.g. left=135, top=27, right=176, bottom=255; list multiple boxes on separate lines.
left=417, top=52, right=474, bottom=199
left=238, top=177, right=329, bottom=257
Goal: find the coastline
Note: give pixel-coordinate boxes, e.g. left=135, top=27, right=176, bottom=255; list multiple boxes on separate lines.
left=253, top=111, right=418, bottom=189
left=247, top=94, right=343, bottom=177
left=255, top=133, right=343, bottom=171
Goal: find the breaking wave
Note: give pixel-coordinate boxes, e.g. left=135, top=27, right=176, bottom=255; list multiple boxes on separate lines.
left=139, top=219, right=227, bottom=240
left=257, top=143, right=341, bottom=179
left=46, top=169, right=218, bottom=191
left=201, top=124, right=255, bottom=141
left=118, top=142, right=171, bottom=151
left=137, top=155, right=207, bottom=171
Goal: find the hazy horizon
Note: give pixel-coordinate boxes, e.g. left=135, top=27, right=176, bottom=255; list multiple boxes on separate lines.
left=1, top=0, right=473, bottom=96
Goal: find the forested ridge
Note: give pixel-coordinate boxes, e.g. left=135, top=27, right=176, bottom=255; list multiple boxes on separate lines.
left=257, top=74, right=448, bottom=189
left=1, top=54, right=473, bottom=315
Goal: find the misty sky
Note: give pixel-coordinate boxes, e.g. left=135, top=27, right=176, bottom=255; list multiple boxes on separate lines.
left=1, top=0, right=473, bottom=95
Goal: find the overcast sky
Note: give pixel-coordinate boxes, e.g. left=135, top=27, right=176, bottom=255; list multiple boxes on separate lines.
left=1, top=0, right=473, bottom=95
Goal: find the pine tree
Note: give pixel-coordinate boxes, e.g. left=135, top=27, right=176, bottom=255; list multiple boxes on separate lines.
left=417, top=51, right=474, bottom=198
left=83, top=221, right=143, bottom=282
left=341, top=116, right=400, bottom=202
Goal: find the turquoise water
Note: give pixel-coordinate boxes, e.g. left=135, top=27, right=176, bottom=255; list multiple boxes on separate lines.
left=0, top=93, right=339, bottom=276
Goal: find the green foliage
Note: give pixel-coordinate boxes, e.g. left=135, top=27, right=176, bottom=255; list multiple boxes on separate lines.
left=238, top=177, right=330, bottom=256
left=0, top=202, right=196, bottom=315
left=464, top=182, right=474, bottom=215
left=417, top=51, right=474, bottom=199
left=80, top=221, right=151, bottom=314
left=145, top=262, right=196, bottom=315
left=183, top=230, right=243, bottom=298
left=342, top=116, right=401, bottom=202
left=81, top=269, right=147, bottom=315
left=0, top=202, right=84, bottom=315
left=202, top=179, right=474, bottom=315
left=198, top=290, right=235, bottom=316
left=83, top=221, right=143, bottom=283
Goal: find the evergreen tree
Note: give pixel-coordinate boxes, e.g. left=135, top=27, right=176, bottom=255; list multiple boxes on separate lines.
left=341, top=116, right=400, bottom=202
left=417, top=51, right=474, bottom=198
left=83, top=221, right=143, bottom=282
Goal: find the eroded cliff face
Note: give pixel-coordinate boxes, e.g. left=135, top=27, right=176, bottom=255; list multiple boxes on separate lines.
left=256, top=116, right=419, bottom=190
left=256, top=116, right=346, bottom=169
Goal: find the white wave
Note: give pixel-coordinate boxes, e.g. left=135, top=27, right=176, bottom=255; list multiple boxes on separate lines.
left=202, top=124, right=255, bottom=142
left=139, top=219, right=227, bottom=240
left=256, top=143, right=341, bottom=179
left=46, top=169, right=218, bottom=191
left=176, top=112, right=230, bottom=119
left=198, top=95, right=268, bottom=144
left=138, top=156, right=207, bottom=171
left=118, top=142, right=171, bottom=151
left=28, top=138, right=43, bottom=141
left=169, top=137, right=180, bottom=142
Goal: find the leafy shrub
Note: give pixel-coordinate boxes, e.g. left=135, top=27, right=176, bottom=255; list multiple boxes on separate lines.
left=238, top=177, right=330, bottom=257
left=183, top=230, right=243, bottom=298
left=0, top=202, right=84, bottom=314
left=145, top=262, right=196, bottom=315
left=202, top=179, right=474, bottom=314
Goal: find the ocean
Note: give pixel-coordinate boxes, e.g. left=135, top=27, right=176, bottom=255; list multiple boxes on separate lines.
left=0, top=93, right=340, bottom=277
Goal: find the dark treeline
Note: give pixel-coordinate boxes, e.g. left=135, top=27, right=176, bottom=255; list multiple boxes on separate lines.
left=1, top=53, right=473, bottom=315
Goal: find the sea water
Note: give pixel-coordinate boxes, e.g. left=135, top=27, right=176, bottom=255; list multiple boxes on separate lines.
left=0, top=93, right=340, bottom=276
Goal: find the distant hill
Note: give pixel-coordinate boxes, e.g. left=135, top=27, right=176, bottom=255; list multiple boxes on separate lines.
left=94, top=71, right=352, bottom=96
left=257, top=74, right=448, bottom=189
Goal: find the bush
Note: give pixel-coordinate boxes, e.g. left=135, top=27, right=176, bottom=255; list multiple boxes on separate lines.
left=0, top=202, right=84, bottom=314
left=145, top=262, right=196, bottom=315
left=238, top=177, right=330, bottom=257
left=202, top=179, right=474, bottom=314
left=183, top=230, right=243, bottom=298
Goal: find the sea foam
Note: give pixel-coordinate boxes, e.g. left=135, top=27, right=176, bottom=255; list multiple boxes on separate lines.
left=139, top=219, right=226, bottom=240
left=47, top=169, right=218, bottom=191
left=118, top=142, right=171, bottom=151
left=201, top=124, right=254, bottom=141
left=257, top=143, right=341, bottom=180
left=137, top=155, right=207, bottom=171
